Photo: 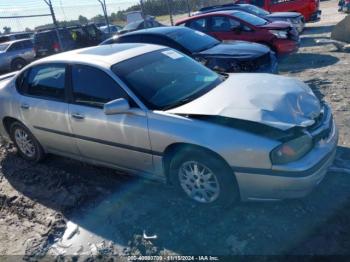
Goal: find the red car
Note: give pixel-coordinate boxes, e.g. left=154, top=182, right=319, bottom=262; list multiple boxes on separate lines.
left=234, top=0, right=321, bottom=22
left=175, top=11, right=299, bottom=56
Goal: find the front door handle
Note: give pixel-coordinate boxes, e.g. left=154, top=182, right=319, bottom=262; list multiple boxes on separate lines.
left=71, top=113, right=85, bottom=120
left=20, top=104, right=30, bottom=110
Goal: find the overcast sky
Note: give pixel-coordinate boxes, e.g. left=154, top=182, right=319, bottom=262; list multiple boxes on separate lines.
left=0, top=0, right=139, bottom=32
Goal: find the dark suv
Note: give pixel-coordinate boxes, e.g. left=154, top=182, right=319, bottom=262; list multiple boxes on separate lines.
left=67, top=24, right=106, bottom=48
left=33, top=28, right=77, bottom=58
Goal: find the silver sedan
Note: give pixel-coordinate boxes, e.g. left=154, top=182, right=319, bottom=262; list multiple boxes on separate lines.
left=0, top=44, right=338, bottom=207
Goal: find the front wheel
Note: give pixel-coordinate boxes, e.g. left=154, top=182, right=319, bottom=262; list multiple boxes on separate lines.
left=169, top=149, right=240, bottom=207
left=10, top=122, right=45, bottom=162
left=11, top=58, right=26, bottom=71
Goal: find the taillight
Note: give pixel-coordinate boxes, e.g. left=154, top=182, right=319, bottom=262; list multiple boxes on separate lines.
left=52, top=42, right=60, bottom=52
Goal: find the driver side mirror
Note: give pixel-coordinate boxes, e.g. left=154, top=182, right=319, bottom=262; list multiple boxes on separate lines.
left=104, top=98, right=130, bottom=115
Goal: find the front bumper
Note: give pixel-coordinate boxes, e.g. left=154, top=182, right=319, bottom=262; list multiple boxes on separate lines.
left=255, top=52, right=278, bottom=74
left=309, top=10, right=322, bottom=22
left=274, top=39, right=299, bottom=56
left=293, top=21, right=305, bottom=33
left=234, top=107, right=338, bottom=201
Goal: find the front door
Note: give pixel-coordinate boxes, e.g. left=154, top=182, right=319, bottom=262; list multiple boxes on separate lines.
left=67, top=64, right=153, bottom=173
left=208, top=15, right=256, bottom=42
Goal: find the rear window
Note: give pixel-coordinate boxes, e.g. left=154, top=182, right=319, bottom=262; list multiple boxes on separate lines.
left=243, top=4, right=270, bottom=16
left=35, top=32, right=55, bottom=42
left=166, top=29, right=219, bottom=53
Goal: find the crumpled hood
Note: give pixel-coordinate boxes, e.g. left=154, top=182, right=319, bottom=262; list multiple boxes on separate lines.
left=259, top=21, right=291, bottom=30
left=197, top=41, right=270, bottom=59
left=266, top=12, right=301, bottom=19
left=167, top=74, right=321, bottom=131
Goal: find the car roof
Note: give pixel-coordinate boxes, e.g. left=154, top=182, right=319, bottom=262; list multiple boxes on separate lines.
left=176, top=10, right=239, bottom=24
left=0, top=38, right=32, bottom=45
left=33, top=43, right=165, bottom=68
left=199, top=3, right=242, bottom=12
left=123, top=26, right=189, bottom=37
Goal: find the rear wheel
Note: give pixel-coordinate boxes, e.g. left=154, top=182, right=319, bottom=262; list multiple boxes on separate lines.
left=11, top=58, right=26, bottom=71
left=169, top=148, right=240, bottom=208
left=10, top=122, right=44, bottom=162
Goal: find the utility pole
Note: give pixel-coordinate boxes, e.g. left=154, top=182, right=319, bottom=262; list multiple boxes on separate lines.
left=43, top=0, right=58, bottom=27
left=97, top=0, right=111, bottom=34
left=166, top=0, right=174, bottom=26
left=43, top=0, right=63, bottom=52
left=140, top=0, right=146, bottom=20
left=186, top=0, right=191, bottom=17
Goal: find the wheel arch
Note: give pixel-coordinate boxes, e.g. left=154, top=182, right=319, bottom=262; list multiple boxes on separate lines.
left=162, top=142, right=234, bottom=183
left=10, top=57, right=26, bottom=70
left=2, top=116, right=22, bottom=137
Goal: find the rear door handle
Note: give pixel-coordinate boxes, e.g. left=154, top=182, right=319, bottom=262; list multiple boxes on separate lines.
left=20, top=104, right=30, bottom=110
left=71, top=113, right=85, bottom=120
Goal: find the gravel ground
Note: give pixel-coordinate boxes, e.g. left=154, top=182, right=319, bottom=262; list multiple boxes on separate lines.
left=1, top=0, right=350, bottom=260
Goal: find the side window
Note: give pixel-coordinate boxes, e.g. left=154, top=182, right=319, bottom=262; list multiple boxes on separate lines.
left=141, top=35, right=173, bottom=48
left=25, top=64, right=66, bottom=100
left=15, top=70, right=29, bottom=93
left=22, top=41, right=33, bottom=49
left=71, top=65, right=131, bottom=108
left=187, top=18, right=207, bottom=32
left=210, top=16, right=240, bottom=32
left=8, top=42, right=22, bottom=52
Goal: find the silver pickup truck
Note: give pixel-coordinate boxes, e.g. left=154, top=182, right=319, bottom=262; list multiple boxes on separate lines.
left=0, top=39, right=36, bottom=72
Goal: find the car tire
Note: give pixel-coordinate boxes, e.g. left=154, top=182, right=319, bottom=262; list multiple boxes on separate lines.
left=169, top=148, right=240, bottom=208
left=10, top=122, right=45, bottom=162
left=11, top=58, right=26, bottom=71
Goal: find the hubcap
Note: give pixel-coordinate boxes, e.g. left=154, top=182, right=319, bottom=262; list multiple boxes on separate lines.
left=178, top=161, right=220, bottom=203
left=14, top=128, right=36, bottom=158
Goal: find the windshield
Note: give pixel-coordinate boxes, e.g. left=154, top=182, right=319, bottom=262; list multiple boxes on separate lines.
left=166, top=29, right=220, bottom=53
left=243, top=4, right=270, bottom=16
left=100, top=26, right=119, bottom=33
left=233, top=11, right=268, bottom=26
left=112, top=49, right=222, bottom=110
left=0, top=43, right=9, bottom=51
left=123, top=21, right=142, bottom=31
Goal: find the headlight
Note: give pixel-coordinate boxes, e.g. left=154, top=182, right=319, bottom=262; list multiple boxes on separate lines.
left=270, top=135, right=313, bottom=165
left=269, top=30, right=288, bottom=39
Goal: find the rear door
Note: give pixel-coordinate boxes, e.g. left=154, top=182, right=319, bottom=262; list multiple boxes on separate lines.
left=34, top=32, right=55, bottom=57
left=185, top=17, right=209, bottom=33
left=67, top=64, right=153, bottom=173
left=17, top=63, right=79, bottom=156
